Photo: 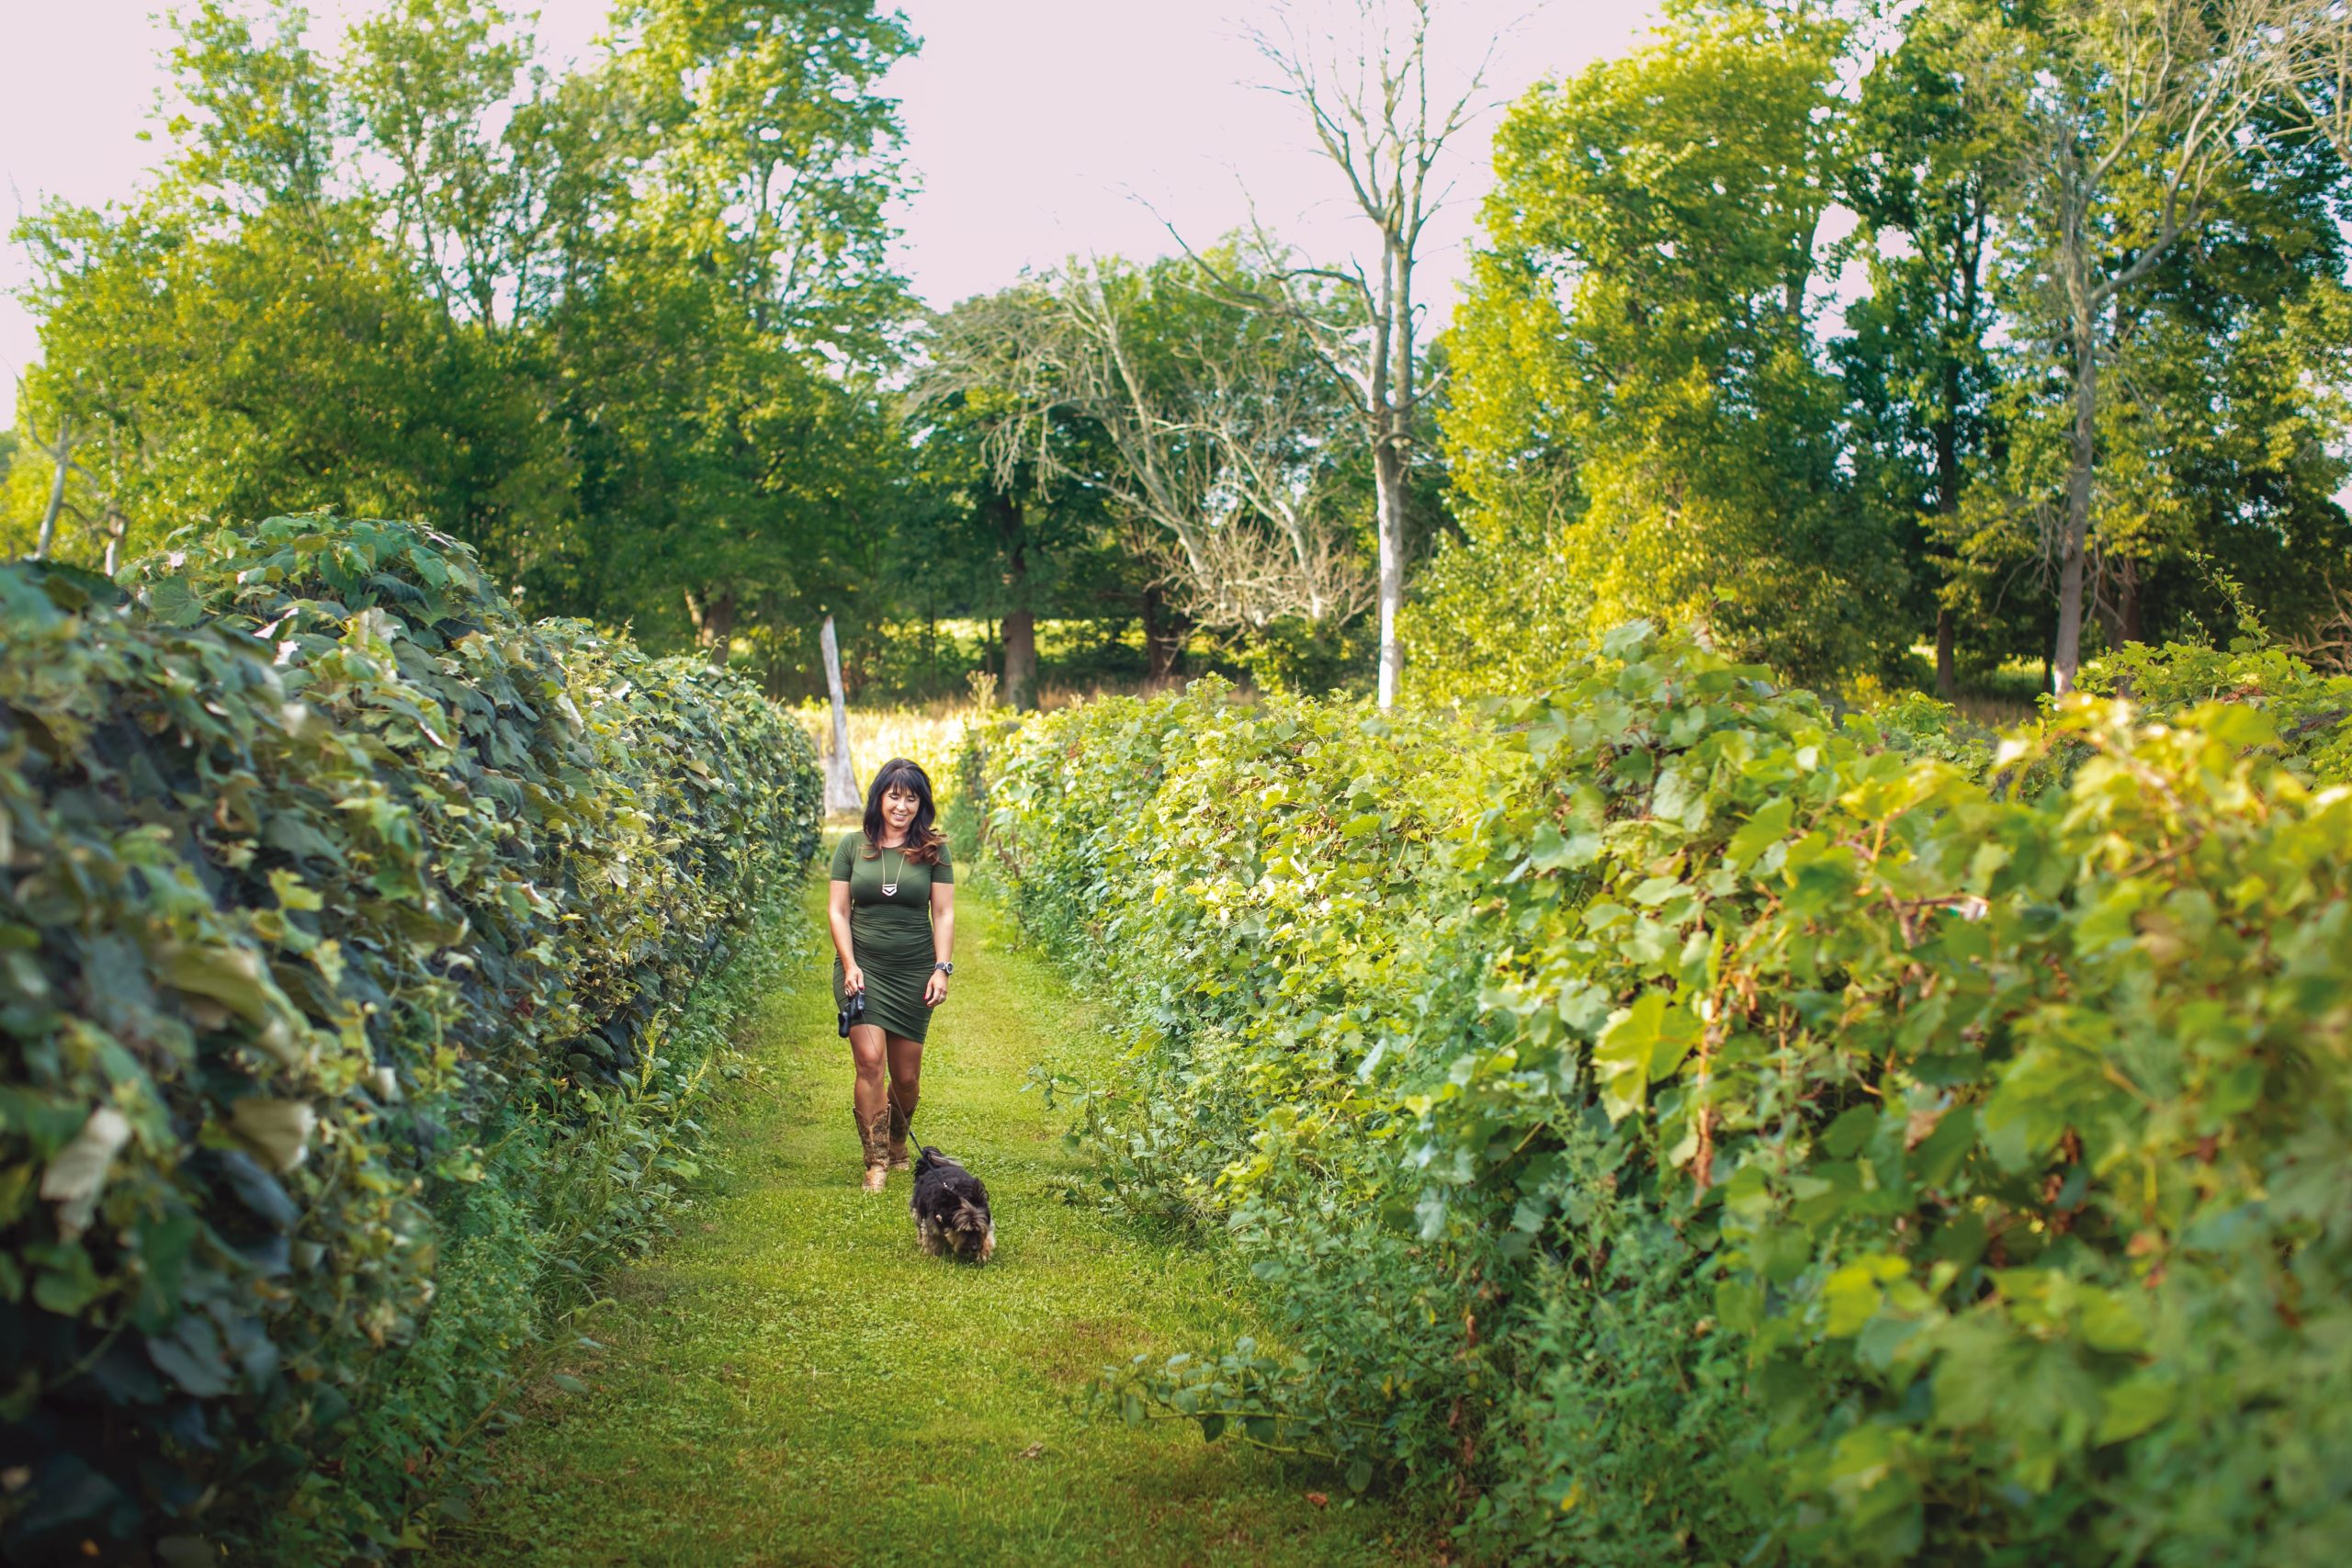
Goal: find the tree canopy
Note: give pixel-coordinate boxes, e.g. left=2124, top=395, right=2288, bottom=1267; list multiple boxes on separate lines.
left=10, top=0, right=2352, bottom=703
left=1412, top=0, right=2352, bottom=695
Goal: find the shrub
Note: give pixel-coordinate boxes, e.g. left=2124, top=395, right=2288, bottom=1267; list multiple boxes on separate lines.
left=0, top=517, right=819, bottom=1561
left=989, top=626, right=2352, bottom=1564
left=2082, top=639, right=2352, bottom=784
left=998, top=681, right=1607, bottom=1518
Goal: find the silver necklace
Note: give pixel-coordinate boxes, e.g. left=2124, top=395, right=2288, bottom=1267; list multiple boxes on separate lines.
left=880, top=843, right=904, bottom=897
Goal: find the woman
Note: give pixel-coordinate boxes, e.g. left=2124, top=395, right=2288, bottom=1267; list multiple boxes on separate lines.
left=828, top=758, right=955, bottom=1192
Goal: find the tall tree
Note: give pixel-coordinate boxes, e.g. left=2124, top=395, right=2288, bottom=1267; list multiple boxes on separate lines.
left=1205, top=0, right=1495, bottom=708
left=922, top=258, right=1376, bottom=659
left=897, top=353, right=1121, bottom=710
left=1424, top=1, right=1903, bottom=686
left=575, top=0, right=919, bottom=657
left=617, top=0, right=915, bottom=365
left=1964, top=0, right=2281, bottom=691
left=163, top=0, right=338, bottom=215
left=1836, top=4, right=2003, bottom=697
left=344, top=0, right=583, bottom=335
left=8, top=0, right=926, bottom=681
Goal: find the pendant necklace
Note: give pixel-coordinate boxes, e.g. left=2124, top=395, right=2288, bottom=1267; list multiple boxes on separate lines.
left=881, top=845, right=904, bottom=898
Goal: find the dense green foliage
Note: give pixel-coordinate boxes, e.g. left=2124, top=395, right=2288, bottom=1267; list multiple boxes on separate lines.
left=989, top=627, right=2352, bottom=1563
left=6, top=0, right=924, bottom=685
left=21, top=1, right=2352, bottom=711
left=1414, top=0, right=2352, bottom=696
left=0, top=516, right=819, bottom=1561
left=14, top=1, right=2352, bottom=1561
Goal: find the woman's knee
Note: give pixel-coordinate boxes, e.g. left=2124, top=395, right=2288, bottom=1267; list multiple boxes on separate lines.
left=886, top=1039, right=922, bottom=1096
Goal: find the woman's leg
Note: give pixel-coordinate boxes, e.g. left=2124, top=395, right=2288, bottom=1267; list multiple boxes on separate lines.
left=849, top=1022, right=890, bottom=1190
left=884, top=1032, right=923, bottom=1169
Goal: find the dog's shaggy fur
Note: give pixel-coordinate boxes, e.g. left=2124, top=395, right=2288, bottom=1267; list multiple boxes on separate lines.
left=910, top=1146, right=994, bottom=1263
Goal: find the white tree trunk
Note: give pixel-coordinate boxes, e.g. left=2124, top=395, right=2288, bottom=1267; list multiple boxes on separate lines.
left=1374, top=427, right=1406, bottom=708
left=820, top=615, right=862, bottom=813
left=34, top=413, right=73, bottom=562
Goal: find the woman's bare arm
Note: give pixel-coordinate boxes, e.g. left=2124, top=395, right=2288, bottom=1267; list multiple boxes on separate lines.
left=830, top=879, right=863, bottom=990
left=923, top=881, right=956, bottom=1006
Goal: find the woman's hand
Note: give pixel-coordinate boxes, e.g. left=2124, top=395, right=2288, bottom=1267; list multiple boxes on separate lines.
left=923, top=969, right=948, bottom=1007
left=842, top=962, right=866, bottom=995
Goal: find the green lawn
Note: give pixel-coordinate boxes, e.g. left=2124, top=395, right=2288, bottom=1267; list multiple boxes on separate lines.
left=431, top=869, right=1432, bottom=1567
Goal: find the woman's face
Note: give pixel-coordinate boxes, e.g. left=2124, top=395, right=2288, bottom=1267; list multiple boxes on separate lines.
left=880, top=783, right=921, bottom=832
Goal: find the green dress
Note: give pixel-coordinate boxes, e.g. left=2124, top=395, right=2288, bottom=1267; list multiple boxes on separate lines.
left=831, top=832, right=953, bottom=1043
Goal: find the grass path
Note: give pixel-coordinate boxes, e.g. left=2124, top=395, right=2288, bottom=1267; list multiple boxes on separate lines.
left=434, top=866, right=1431, bottom=1567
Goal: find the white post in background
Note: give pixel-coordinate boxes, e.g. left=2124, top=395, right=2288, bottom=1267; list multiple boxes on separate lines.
left=820, top=615, right=862, bottom=812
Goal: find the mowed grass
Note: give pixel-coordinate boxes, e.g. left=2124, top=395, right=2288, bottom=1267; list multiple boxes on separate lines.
left=432, top=866, right=1433, bottom=1568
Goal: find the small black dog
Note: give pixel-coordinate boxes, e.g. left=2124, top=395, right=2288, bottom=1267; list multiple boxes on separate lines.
left=910, top=1146, right=995, bottom=1263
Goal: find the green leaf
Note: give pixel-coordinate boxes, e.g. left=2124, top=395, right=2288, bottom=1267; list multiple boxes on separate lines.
left=1822, top=1105, right=1881, bottom=1159
left=33, top=1257, right=105, bottom=1316
left=148, top=1319, right=234, bottom=1397
left=2097, top=1373, right=2176, bottom=1443
left=1725, top=798, right=1794, bottom=871
left=143, top=576, right=205, bottom=628
left=1528, top=821, right=1602, bottom=870
left=2075, top=1286, right=2148, bottom=1354
left=1593, top=990, right=1703, bottom=1121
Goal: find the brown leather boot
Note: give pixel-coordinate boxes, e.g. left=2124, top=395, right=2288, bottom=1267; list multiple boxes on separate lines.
left=887, top=1100, right=912, bottom=1172
left=859, top=1102, right=891, bottom=1192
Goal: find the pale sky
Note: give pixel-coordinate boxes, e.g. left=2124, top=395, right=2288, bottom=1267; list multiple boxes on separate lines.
left=0, top=0, right=1662, bottom=424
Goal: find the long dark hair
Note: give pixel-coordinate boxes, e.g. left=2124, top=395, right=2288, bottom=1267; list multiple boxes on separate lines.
left=861, top=758, right=944, bottom=864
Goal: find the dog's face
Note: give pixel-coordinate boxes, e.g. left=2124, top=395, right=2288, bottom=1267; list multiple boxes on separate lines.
left=944, top=1199, right=992, bottom=1262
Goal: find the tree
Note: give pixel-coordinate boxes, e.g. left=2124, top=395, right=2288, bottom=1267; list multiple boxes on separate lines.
left=560, top=0, right=918, bottom=658
left=2270, top=0, right=2352, bottom=162
left=1421, top=1, right=1904, bottom=687
left=163, top=0, right=338, bottom=215
left=9, top=0, right=577, bottom=579
left=7, top=0, right=926, bottom=683
left=1836, top=4, right=2004, bottom=697
left=1204, top=0, right=1496, bottom=708
left=895, top=349, right=1118, bottom=709
left=616, top=0, right=916, bottom=366
left=921, top=258, right=1375, bottom=661
left=21, top=404, right=76, bottom=563
left=1964, top=0, right=2282, bottom=692
left=344, top=0, right=579, bottom=336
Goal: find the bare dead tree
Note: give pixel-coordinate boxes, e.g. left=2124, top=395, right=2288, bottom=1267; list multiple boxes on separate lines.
left=1200, top=0, right=1501, bottom=707
left=1975, top=0, right=2282, bottom=693
left=920, top=261, right=1373, bottom=636
left=2289, top=573, right=2352, bottom=671
left=2268, top=0, right=2352, bottom=159
left=1148, top=484, right=1374, bottom=634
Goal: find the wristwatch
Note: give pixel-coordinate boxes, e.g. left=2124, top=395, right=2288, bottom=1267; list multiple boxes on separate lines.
left=933, top=961, right=954, bottom=976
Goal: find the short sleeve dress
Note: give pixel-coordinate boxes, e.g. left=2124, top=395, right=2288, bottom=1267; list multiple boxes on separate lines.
left=831, top=832, right=954, bottom=1043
